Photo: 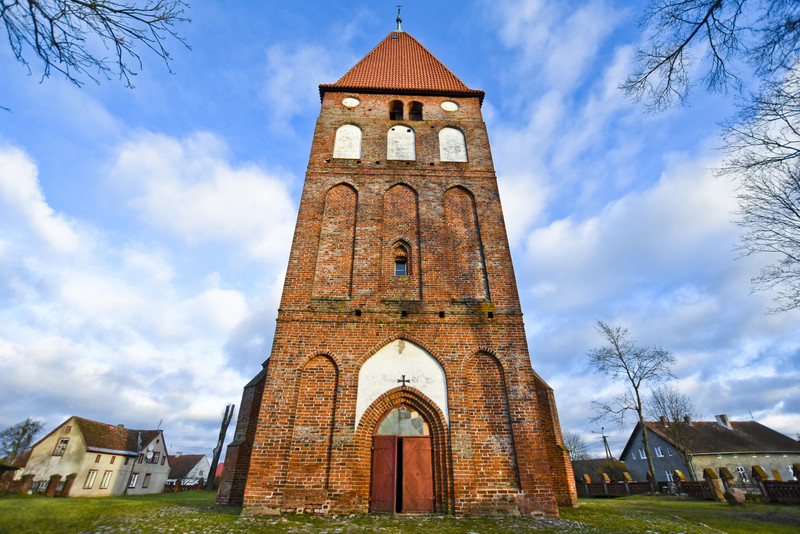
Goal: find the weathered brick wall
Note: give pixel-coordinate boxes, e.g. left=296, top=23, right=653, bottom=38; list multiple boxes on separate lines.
left=216, top=365, right=267, bottom=505
left=235, top=90, right=576, bottom=517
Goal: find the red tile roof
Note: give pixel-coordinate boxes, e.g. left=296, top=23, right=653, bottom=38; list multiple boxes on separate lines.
left=320, top=31, right=484, bottom=102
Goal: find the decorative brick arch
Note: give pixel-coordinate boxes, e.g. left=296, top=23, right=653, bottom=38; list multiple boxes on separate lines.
left=295, top=349, right=342, bottom=373
left=355, top=387, right=453, bottom=513
left=443, top=185, right=490, bottom=301
left=283, top=353, right=339, bottom=509
left=460, top=349, right=521, bottom=491
left=313, top=183, right=358, bottom=298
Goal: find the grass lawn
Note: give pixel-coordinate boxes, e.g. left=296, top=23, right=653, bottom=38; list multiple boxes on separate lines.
left=1, top=491, right=799, bottom=533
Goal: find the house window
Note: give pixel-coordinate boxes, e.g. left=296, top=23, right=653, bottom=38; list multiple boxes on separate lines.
left=789, top=466, right=796, bottom=481
left=765, top=454, right=770, bottom=458
left=389, top=100, right=403, bottom=120
left=138, top=454, right=144, bottom=463
left=100, top=471, right=113, bottom=489
left=111, top=456, right=116, bottom=464
left=65, top=425, right=71, bottom=433
left=639, top=448, right=647, bottom=459
left=124, top=457, right=129, bottom=465
left=142, top=473, right=151, bottom=488
left=128, top=473, right=139, bottom=488
left=665, top=471, right=674, bottom=482
left=716, top=455, right=722, bottom=459
left=161, top=456, right=166, bottom=465
left=733, top=454, right=738, bottom=459
left=95, top=454, right=101, bottom=463
left=52, top=438, right=69, bottom=456
left=151, top=452, right=160, bottom=464
left=655, top=447, right=664, bottom=458
left=737, top=466, right=749, bottom=482
left=409, top=101, right=423, bottom=121
left=667, top=448, right=673, bottom=456
left=84, top=470, right=97, bottom=489
left=631, top=452, right=636, bottom=460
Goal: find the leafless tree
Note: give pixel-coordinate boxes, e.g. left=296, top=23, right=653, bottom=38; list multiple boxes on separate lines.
left=623, top=0, right=800, bottom=310
left=563, top=430, right=590, bottom=463
left=588, top=321, right=675, bottom=491
left=1, top=0, right=190, bottom=88
left=646, top=385, right=699, bottom=480
left=721, top=71, right=800, bottom=311
left=0, top=418, right=43, bottom=463
left=622, top=0, right=800, bottom=111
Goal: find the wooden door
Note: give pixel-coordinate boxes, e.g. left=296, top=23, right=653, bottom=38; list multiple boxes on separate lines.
left=370, top=436, right=396, bottom=512
left=402, top=437, right=434, bottom=512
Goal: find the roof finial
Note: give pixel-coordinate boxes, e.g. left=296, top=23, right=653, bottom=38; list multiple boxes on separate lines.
left=396, top=5, right=402, bottom=32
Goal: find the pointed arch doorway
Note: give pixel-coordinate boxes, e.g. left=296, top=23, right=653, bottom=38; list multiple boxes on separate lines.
left=370, top=405, right=434, bottom=513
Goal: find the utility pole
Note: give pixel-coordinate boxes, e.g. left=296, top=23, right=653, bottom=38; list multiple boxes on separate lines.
left=207, top=404, right=235, bottom=490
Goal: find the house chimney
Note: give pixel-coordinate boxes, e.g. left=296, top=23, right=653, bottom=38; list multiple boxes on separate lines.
left=715, top=414, right=732, bottom=429
left=659, top=416, right=668, bottom=426
left=683, top=414, right=692, bottom=425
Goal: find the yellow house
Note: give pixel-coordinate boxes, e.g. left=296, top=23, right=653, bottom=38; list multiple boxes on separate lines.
left=19, top=416, right=170, bottom=496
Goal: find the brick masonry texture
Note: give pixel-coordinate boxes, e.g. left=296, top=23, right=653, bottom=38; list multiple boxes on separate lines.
left=217, top=86, right=577, bottom=516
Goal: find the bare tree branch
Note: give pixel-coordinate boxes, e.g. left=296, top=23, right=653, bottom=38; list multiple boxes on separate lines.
left=721, top=70, right=800, bottom=311
left=588, top=321, right=675, bottom=490
left=2, top=0, right=190, bottom=88
left=563, top=430, right=590, bottom=462
left=646, top=385, right=699, bottom=480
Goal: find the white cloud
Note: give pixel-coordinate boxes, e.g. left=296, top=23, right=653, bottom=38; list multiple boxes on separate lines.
left=0, top=146, right=81, bottom=254
left=110, top=131, right=297, bottom=265
left=261, top=43, right=348, bottom=129
left=489, top=0, right=623, bottom=88
left=0, top=142, right=277, bottom=448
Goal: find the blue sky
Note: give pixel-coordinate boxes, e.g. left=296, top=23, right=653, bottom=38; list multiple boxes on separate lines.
left=1, top=0, right=798, bottom=460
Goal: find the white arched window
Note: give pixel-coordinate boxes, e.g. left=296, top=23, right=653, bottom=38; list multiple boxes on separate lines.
left=333, top=124, right=362, bottom=159
left=439, top=127, right=468, bottom=162
left=387, top=126, right=416, bottom=161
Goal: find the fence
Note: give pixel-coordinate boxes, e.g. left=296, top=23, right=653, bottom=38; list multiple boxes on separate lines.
left=577, top=463, right=800, bottom=504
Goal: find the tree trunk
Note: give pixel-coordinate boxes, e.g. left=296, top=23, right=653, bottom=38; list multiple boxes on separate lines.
left=207, top=404, right=235, bottom=491
left=640, top=419, right=658, bottom=492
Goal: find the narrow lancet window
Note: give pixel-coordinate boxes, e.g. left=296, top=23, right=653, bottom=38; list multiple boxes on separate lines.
left=394, top=245, right=409, bottom=276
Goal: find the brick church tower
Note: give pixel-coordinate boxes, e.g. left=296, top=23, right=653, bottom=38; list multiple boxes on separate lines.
left=217, top=24, right=577, bottom=517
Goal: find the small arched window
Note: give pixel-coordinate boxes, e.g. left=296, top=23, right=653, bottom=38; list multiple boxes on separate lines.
left=409, top=101, right=423, bottom=121
left=389, top=100, right=404, bottom=120
left=387, top=126, right=415, bottom=161
left=394, top=244, right=409, bottom=276
left=333, top=124, right=362, bottom=159
left=439, top=127, right=468, bottom=162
